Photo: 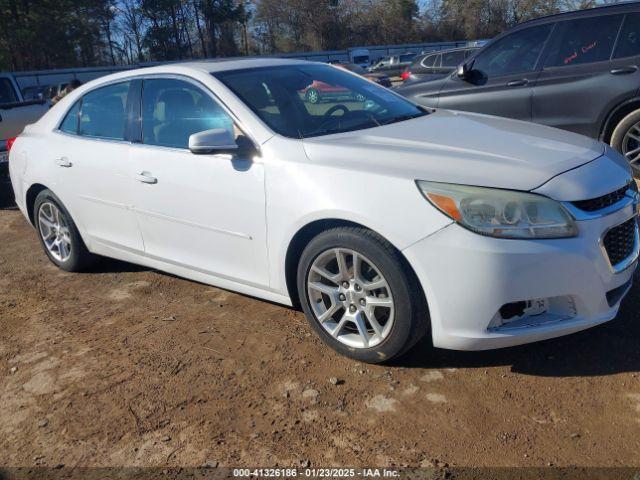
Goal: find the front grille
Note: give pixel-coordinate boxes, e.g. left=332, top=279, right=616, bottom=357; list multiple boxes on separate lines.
left=603, top=217, right=638, bottom=266
left=572, top=184, right=630, bottom=212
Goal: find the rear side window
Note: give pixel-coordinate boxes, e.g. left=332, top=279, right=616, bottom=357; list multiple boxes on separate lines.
left=59, top=101, right=81, bottom=134
left=441, top=50, right=466, bottom=67
left=0, top=78, right=18, bottom=105
left=79, top=82, right=130, bottom=140
left=420, top=54, right=436, bottom=68
left=141, top=78, right=234, bottom=149
left=544, top=14, right=623, bottom=67
left=473, top=24, right=553, bottom=76
left=614, top=13, right=640, bottom=59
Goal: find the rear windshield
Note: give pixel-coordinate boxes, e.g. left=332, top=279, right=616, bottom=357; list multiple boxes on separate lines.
left=0, top=78, right=18, bottom=105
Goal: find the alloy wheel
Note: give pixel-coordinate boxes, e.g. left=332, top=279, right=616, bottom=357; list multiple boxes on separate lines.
left=38, top=202, right=72, bottom=262
left=622, top=122, right=640, bottom=168
left=306, top=89, right=319, bottom=104
left=306, top=248, right=395, bottom=349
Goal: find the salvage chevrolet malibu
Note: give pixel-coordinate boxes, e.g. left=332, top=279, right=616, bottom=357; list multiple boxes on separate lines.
left=7, top=59, right=639, bottom=363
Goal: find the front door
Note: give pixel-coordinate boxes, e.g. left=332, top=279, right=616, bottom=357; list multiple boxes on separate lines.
left=129, top=77, right=269, bottom=287
left=436, top=23, right=554, bottom=121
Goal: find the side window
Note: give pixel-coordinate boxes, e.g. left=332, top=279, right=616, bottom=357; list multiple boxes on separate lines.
left=79, top=82, right=130, bottom=140
left=473, top=24, right=554, bottom=76
left=614, top=13, right=640, bottom=59
left=141, top=78, right=234, bottom=149
left=441, top=50, right=466, bottom=67
left=59, top=101, right=81, bottom=134
left=421, top=55, right=436, bottom=68
left=0, top=78, right=18, bottom=105
left=544, top=15, right=623, bottom=67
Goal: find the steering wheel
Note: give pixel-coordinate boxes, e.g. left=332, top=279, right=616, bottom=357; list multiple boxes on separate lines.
left=323, top=104, right=349, bottom=118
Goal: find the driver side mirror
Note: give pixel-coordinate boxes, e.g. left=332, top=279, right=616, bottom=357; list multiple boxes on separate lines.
left=189, top=128, right=237, bottom=155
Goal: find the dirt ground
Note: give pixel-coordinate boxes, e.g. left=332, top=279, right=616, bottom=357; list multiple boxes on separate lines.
left=1, top=207, right=640, bottom=469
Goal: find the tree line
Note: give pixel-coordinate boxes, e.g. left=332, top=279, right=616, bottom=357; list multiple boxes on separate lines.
left=0, top=0, right=604, bottom=72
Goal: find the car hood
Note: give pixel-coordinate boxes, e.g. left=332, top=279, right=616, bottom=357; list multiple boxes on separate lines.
left=302, top=109, right=604, bottom=192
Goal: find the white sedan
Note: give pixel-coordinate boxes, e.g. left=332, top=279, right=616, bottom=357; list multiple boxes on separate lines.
left=7, top=59, right=639, bottom=363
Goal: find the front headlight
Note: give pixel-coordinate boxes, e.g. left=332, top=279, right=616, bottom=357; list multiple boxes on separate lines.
left=417, top=181, right=578, bottom=239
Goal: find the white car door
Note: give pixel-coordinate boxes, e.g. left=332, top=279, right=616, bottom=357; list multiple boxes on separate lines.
left=51, top=81, right=144, bottom=253
left=129, top=77, right=269, bottom=287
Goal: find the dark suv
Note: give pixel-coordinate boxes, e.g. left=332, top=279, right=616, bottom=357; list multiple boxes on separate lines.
left=397, top=2, right=640, bottom=174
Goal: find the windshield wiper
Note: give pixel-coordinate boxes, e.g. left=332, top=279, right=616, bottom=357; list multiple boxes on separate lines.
left=379, top=111, right=427, bottom=127
left=303, top=119, right=380, bottom=138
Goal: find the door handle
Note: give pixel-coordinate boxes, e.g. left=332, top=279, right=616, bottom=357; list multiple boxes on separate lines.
left=610, top=66, right=638, bottom=75
left=55, top=157, right=72, bottom=167
left=506, top=79, right=529, bottom=87
left=135, top=172, right=157, bottom=184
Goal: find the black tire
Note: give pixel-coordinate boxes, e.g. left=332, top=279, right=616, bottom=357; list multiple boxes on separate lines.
left=33, top=189, right=97, bottom=272
left=297, top=227, right=429, bottom=364
left=610, top=109, right=640, bottom=177
left=305, top=88, right=320, bottom=104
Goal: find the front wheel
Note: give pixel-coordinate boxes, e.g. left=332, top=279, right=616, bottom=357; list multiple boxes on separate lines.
left=610, top=109, right=640, bottom=176
left=297, top=227, right=429, bottom=363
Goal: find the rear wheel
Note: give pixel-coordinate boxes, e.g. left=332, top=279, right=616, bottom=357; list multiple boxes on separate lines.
left=610, top=109, right=640, bottom=176
left=297, top=227, right=429, bottom=363
left=33, top=189, right=97, bottom=272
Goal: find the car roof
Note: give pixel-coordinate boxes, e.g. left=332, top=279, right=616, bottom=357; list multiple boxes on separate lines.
left=517, top=1, right=640, bottom=27
left=180, top=57, right=314, bottom=73
left=68, top=57, right=318, bottom=88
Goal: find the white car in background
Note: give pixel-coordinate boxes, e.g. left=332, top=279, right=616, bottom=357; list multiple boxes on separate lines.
left=7, top=59, right=639, bottom=363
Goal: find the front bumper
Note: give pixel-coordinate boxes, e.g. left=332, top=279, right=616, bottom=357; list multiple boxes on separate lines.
left=403, top=200, right=638, bottom=351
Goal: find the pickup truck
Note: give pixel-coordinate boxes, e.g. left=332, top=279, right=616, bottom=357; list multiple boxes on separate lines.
left=0, top=74, right=50, bottom=206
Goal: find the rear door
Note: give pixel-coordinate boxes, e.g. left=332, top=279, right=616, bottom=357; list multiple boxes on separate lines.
left=49, top=81, right=143, bottom=252
left=435, top=23, right=554, bottom=120
left=532, top=13, right=639, bottom=138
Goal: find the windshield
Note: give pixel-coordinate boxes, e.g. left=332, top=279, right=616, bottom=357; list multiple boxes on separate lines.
left=214, top=64, right=427, bottom=138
